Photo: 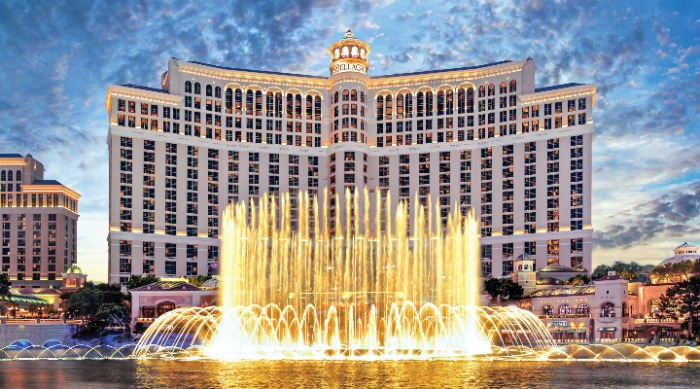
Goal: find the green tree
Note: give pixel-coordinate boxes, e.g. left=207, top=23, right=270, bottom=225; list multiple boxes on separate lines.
left=657, top=275, right=700, bottom=338
left=592, top=264, right=611, bottom=279
left=0, top=273, right=12, bottom=314
left=483, top=278, right=524, bottom=303
left=500, top=279, right=524, bottom=300
left=568, top=274, right=592, bottom=285
left=484, top=278, right=502, bottom=302
left=127, top=274, right=160, bottom=290
left=0, top=273, right=11, bottom=300
left=187, top=275, right=211, bottom=287
left=67, top=286, right=104, bottom=319
left=94, top=303, right=130, bottom=329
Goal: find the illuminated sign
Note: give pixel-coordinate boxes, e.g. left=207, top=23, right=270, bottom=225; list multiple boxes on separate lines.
left=331, top=62, right=367, bottom=75
left=550, top=320, right=567, bottom=327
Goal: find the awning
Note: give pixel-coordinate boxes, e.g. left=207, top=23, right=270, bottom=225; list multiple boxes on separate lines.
left=598, top=327, right=616, bottom=332
left=577, top=329, right=587, bottom=333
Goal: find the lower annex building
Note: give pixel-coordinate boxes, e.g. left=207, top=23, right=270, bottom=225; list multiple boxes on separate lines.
left=106, top=31, right=596, bottom=285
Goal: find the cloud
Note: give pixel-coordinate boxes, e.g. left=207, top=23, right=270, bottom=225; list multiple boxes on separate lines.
left=0, top=0, right=699, bottom=280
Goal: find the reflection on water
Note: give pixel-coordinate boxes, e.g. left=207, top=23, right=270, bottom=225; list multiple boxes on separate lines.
left=1, top=360, right=700, bottom=388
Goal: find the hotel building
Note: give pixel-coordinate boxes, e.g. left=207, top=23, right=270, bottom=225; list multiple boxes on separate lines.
left=106, top=31, right=595, bottom=285
left=0, top=154, right=80, bottom=289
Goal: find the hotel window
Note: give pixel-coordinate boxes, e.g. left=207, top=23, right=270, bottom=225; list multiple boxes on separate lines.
left=165, top=261, right=177, bottom=276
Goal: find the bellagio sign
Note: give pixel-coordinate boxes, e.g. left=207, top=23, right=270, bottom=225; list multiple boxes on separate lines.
left=331, top=62, right=367, bottom=75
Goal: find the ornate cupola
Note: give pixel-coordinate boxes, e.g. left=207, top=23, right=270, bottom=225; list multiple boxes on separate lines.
left=327, top=30, right=370, bottom=76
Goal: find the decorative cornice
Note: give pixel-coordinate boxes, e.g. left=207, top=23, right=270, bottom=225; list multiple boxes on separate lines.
left=520, top=84, right=597, bottom=107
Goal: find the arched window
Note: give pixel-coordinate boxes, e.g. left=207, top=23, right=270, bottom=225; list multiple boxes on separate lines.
left=488, top=83, right=495, bottom=96
left=7, top=171, right=12, bottom=181
left=234, top=89, right=243, bottom=112
left=294, top=94, right=302, bottom=119
left=376, top=95, right=384, bottom=120
left=15, top=171, right=21, bottom=182
left=266, top=92, right=274, bottom=117
left=0, top=171, right=5, bottom=181
left=445, top=90, right=454, bottom=115
left=425, top=91, right=433, bottom=117
left=467, top=87, right=474, bottom=113
left=457, top=88, right=466, bottom=114
left=384, top=95, right=393, bottom=121
left=601, top=302, right=615, bottom=317
left=405, top=93, right=413, bottom=118
left=341, top=46, right=349, bottom=57
left=334, top=91, right=339, bottom=104
left=305, top=95, right=313, bottom=117
left=314, top=96, right=322, bottom=120
left=559, top=304, right=572, bottom=315
left=215, top=86, right=221, bottom=98
left=225, top=88, right=233, bottom=113
left=206, top=84, right=213, bottom=96
left=576, top=303, right=590, bottom=315
left=437, top=90, right=445, bottom=116
left=351, top=46, right=358, bottom=57
left=509, top=80, right=517, bottom=93
left=286, top=93, right=294, bottom=119
left=194, top=82, right=201, bottom=94
left=342, top=89, right=350, bottom=101
left=478, top=85, right=486, bottom=98
left=622, top=302, right=628, bottom=318
left=500, top=81, right=507, bottom=94
left=416, top=92, right=424, bottom=117
left=276, top=92, right=283, bottom=118
left=245, top=90, right=254, bottom=115
left=543, top=305, right=553, bottom=316
left=350, top=90, right=357, bottom=101
left=255, top=90, right=263, bottom=116
left=396, top=93, right=404, bottom=119
left=185, top=81, right=192, bottom=93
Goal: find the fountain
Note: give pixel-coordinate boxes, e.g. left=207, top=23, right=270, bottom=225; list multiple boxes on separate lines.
left=133, top=189, right=556, bottom=360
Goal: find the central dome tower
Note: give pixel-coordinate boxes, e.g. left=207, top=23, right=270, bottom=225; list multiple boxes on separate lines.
left=327, top=30, right=370, bottom=76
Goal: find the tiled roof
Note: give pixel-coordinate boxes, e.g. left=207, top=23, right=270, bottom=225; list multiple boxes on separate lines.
left=120, top=84, right=166, bottom=93
left=130, top=281, right=203, bottom=292
left=594, top=275, right=625, bottom=281
left=187, top=61, right=327, bottom=79
left=675, top=242, right=697, bottom=250
left=375, top=60, right=513, bottom=79
left=31, top=180, right=63, bottom=186
left=530, top=285, right=595, bottom=297
left=538, top=264, right=587, bottom=273
left=534, top=83, right=583, bottom=92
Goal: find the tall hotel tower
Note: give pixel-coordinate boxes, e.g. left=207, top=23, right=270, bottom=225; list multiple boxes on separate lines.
left=0, top=154, right=80, bottom=289
left=106, top=31, right=595, bottom=285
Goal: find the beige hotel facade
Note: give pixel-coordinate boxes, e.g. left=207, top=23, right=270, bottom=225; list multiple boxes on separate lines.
left=0, top=154, right=80, bottom=289
left=106, top=31, right=595, bottom=285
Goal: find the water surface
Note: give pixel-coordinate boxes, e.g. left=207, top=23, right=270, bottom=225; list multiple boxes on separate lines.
left=0, top=360, right=697, bottom=388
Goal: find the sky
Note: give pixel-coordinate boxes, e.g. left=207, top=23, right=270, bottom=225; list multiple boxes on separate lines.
left=0, top=0, right=699, bottom=282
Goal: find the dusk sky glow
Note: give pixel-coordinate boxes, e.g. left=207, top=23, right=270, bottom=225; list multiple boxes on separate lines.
left=1, top=0, right=699, bottom=281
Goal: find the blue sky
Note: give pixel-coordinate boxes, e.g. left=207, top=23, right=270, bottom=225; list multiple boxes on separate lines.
left=1, top=0, right=699, bottom=281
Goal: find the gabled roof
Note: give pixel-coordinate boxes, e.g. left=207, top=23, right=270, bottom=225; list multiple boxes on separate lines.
left=130, top=281, right=202, bottom=292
